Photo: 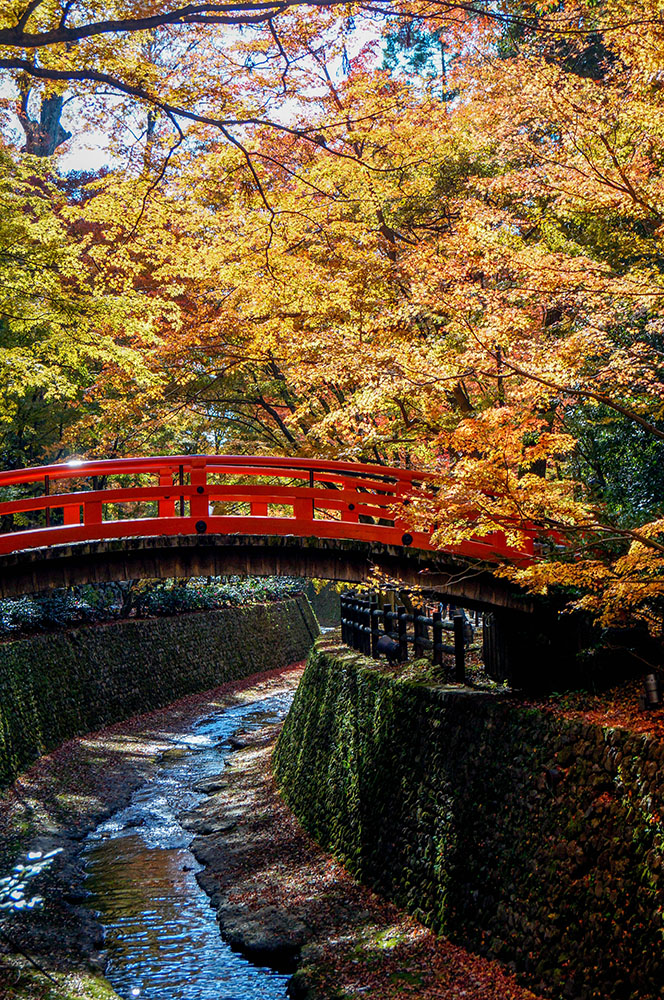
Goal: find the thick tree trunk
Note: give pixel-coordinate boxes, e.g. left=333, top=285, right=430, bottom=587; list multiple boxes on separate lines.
left=19, top=93, right=71, bottom=156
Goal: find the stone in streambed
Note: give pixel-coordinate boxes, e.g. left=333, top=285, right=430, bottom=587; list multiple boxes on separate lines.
left=227, top=730, right=276, bottom=751
left=217, top=902, right=308, bottom=972
left=192, top=774, right=229, bottom=793
left=181, top=808, right=237, bottom=835
left=63, top=887, right=90, bottom=903
left=161, top=747, right=189, bottom=761
left=192, top=817, right=238, bottom=835
left=227, top=732, right=253, bottom=749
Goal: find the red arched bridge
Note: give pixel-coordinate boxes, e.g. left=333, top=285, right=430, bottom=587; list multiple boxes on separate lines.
left=0, top=455, right=536, bottom=610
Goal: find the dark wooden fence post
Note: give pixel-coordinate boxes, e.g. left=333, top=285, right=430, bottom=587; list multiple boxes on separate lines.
left=348, top=595, right=356, bottom=650
left=453, top=614, right=465, bottom=683
left=356, top=598, right=363, bottom=653
left=341, top=593, right=350, bottom=645
left=345, top=593, right=352, bottom=647
left=370, top=598, right=379, bottom=659
left=360, top=598, right=367, bottom=654
left=397, top=605, right=408, bottom=661
left=349, top=595, right=355, bottom=648
left=359, top=600, right=364, bottom=652
left=353, top=597, right=362, bottom=652
left=414, top=607, right=425, bottom=659
left=432, top=610, right=443, bottom=667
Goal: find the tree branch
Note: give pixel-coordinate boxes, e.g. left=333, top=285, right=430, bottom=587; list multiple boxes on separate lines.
left=14, top=1, right=47, bottom=33
left=466, top=322, right=664, bottom=443
left=3, top=2, right=660, bottom=50
left=0, top=57, right=402, bottom=174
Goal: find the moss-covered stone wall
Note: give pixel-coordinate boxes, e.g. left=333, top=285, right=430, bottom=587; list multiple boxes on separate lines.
left=0, top=595, right=318, bottom=788
left=301, top=581, right=340, bottom=627
left=274, top=634, right=664, bottom=1000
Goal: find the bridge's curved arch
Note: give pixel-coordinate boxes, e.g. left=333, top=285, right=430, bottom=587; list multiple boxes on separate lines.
left=0, top=534, right=535, bottom=612
left=0, top=455, right=535, bottom=611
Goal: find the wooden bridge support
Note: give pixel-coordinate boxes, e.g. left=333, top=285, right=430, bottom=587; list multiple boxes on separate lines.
left=482, top=607, right=590, bottom=692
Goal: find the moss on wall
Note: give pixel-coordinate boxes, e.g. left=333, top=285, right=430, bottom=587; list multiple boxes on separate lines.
left=274, top=634, right=664, bottom=1000
left=301, top=582, right=340, bottom=628
left=0, top=595, right=318, bottom=788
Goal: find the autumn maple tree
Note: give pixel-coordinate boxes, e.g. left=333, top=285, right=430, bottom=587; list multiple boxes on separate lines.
left=1, top=0, right=664, bottom=639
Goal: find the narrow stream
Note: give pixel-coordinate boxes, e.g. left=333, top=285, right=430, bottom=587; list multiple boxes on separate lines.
left=83, top=691, right=295, bottom=1000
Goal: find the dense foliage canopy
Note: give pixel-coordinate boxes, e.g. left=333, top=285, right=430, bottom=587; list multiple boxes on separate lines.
left=1, top=0, right=664, bottom=639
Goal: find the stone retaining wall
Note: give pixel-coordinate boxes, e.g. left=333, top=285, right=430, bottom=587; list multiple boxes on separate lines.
left=0, top=595, right=318, bottom=787
left=274, top=634, right=664, bottom=1000
left=301, top=581, right=340, bottom=627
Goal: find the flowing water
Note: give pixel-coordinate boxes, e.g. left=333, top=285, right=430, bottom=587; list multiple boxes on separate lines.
left=83, top=691, right=295, bottom=1000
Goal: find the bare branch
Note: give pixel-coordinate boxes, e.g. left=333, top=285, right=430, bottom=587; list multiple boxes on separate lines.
left=268, top=18, right=291, bottom=94
left=122, top=113, right=185, bottom=242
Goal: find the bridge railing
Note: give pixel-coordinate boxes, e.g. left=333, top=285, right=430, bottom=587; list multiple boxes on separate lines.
left=0, top=454, right=533, bottom=561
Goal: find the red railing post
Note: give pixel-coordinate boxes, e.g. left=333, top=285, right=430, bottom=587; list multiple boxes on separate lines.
left=292, top=469, right=315, bottom=521
left=342, top=489, right=360, bottom=523
left=190, top=458, right=208, bottom=519
left=159, top=469, right=175, bottom=518
left=63, top=504, right=81, bottom=525
left=44, top=475, right=50, bottom=528
left=83, top=499, right=103, bottom=526
left=293, top=497, right=314, bottom=520
left=178, top=465, right=185, bottom=516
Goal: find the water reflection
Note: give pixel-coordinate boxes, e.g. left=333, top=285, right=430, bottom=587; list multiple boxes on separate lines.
left=84, top=692, right=293, bottom=1000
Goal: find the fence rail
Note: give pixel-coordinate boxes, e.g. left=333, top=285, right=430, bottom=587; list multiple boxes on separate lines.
left=340, top=592, right=469, bottom=682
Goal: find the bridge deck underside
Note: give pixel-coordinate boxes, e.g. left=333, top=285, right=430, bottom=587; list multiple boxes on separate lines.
left=0, top=534, right=535, bottom=613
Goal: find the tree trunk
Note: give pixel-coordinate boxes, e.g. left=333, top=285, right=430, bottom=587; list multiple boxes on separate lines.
left=19, top=93, right=71, bottom=157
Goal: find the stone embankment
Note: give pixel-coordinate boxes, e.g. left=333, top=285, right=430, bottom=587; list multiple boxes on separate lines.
left=274, top=633, right=664, bottom=1000
left=0, top=595, right=318, bottom=787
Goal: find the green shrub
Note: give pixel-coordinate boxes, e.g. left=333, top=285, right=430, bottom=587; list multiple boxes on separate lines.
left=0, top=577, right=304, bottom=638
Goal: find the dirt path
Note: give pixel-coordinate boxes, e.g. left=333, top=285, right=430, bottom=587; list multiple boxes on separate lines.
left=1, top=663, right=547, bottom=1000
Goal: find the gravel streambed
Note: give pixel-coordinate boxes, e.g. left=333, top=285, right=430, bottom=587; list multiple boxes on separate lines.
left=187, top=726, right=548, bottom=1000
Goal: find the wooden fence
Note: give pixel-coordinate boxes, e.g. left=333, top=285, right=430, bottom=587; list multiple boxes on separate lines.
left=340, top=591, right=473, bottom=683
